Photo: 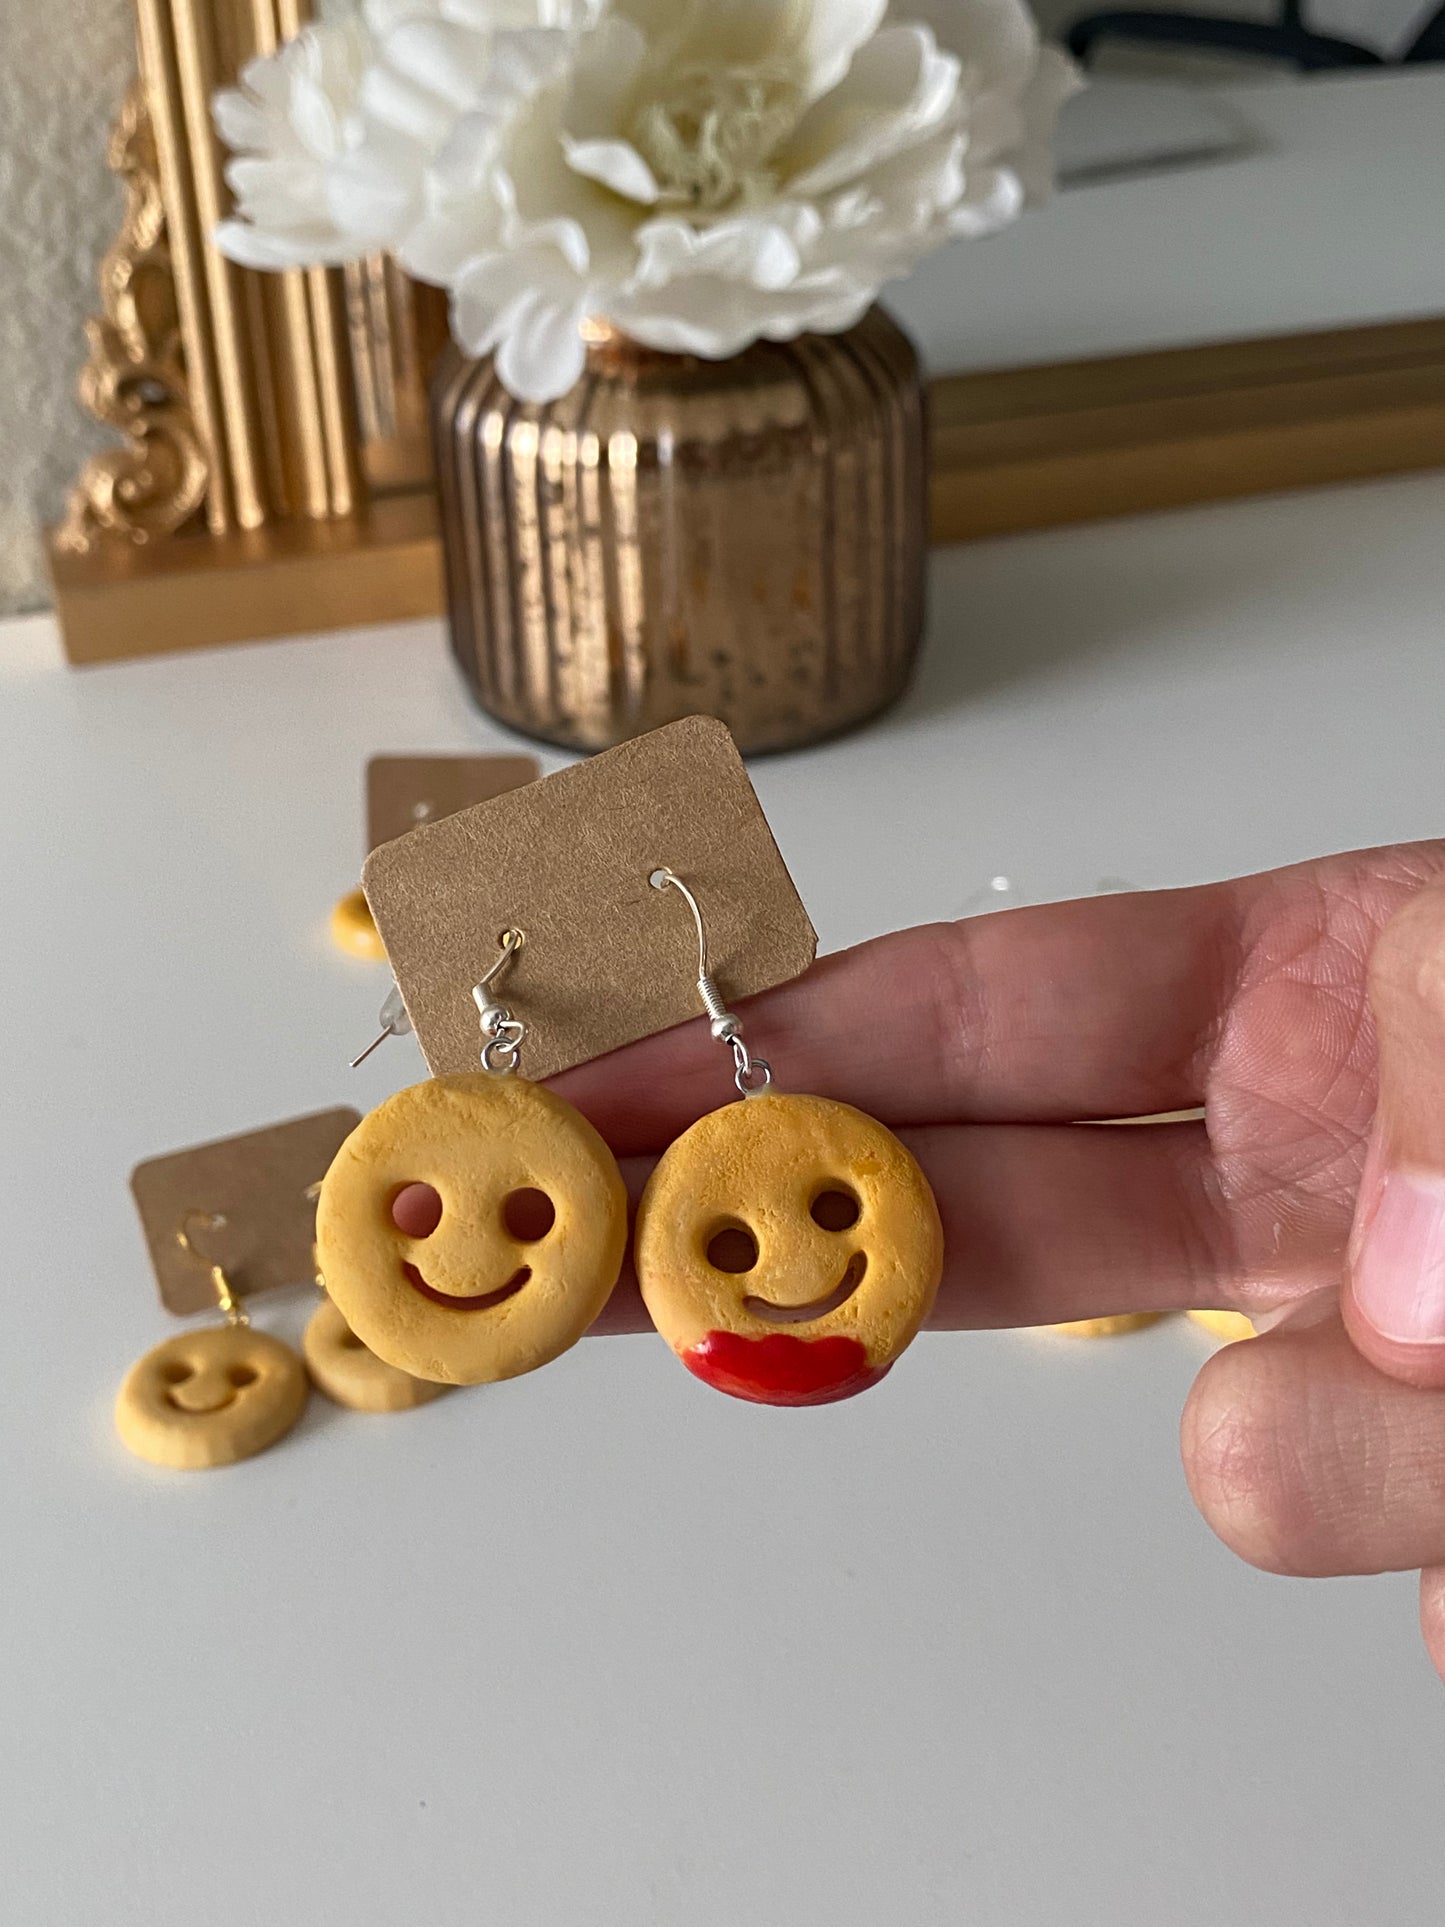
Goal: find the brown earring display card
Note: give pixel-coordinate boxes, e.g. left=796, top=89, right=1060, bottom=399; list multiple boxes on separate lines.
left=132, top=1108, right=361, bottom=1314
left=363, top=716, right=818, bottom=1081
left=366, top=754, right=541, bottom=851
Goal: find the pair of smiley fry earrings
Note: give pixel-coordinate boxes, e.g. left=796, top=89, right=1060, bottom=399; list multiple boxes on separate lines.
left=316, top=870, right=945, bottom=1408
left=116, top=1201, right=450, bottom=1470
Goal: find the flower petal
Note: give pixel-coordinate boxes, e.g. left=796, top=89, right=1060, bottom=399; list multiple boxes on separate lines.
left=359, top=62, right=461, bottom=147
left=214, top=217, right=359, bottom=269
left=632, top=212, right=810, bottom=291
left=795, top=0, right=889, bottom=99
left=325, top=139, right=426, bottom=247
left=486, top=26, right=576, bottom=102
left=933, top=0, right=1039, bottom=97
left=1012, top=45, right=1084, bottom=203
left=400, top=210, right=496, bottom=281
left=212, top=88, right=272, bottom=154
left=561, top=12, right=646, bottom=137
left=563, top=136, right=660, bottom=204
left=380, top=19, right=495, bottom=110
left=494, top=289, right=590, bottom=401
left=948, top=163, right=1025, bottom=237
left=780, top=25, right=960, bottom=197
left=452, top=229, right=590, bottom=352
left=516, top=215, right=593, bottom=277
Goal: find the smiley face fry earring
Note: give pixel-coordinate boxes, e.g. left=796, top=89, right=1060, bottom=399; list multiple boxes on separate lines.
left=115, top=1214, right=308, bottom=1470
left=301, top=1185, right=448, bottom=1413
left=634, top=872, right=944, bottom=1407
left=315, top=928, right=628, bottom=1387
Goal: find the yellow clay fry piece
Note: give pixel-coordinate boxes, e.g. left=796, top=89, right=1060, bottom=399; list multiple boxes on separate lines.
left=330, top=887, right=386, bottom=961
left=635, top=1091, right=942, bottom=1405
left=1188, top=1308, right=1258, bottom=1344
left=317, top=1074, right=627, bottom=1386
left=1046, top=1313, right=1163, bottom=1338
left=116, top=1325, right=307, bottom=1470
left=303, top=1296, right=448, bottom=1412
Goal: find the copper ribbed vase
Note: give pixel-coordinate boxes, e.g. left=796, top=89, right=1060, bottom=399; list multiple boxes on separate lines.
left=430, top=307, right=927, bottom=753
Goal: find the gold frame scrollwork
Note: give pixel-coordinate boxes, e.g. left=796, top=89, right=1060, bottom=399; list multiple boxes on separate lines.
left=55, top=83, right=208, bottom=554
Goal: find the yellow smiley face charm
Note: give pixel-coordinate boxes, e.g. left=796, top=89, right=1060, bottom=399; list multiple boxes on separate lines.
left=115, top=1325, right=308, bottom=1470
left=636, top=1092, right=943, bottom=1405
left=1188, top=1308, right=1257, bottom=1344
left=330, top=887, right=386, bottom=961
left=303, top=1297, right=449, bottom=1412
left=1047, top=1314, right=1162, bottom=1338
left=316, top=1074, right=628, bottom=1385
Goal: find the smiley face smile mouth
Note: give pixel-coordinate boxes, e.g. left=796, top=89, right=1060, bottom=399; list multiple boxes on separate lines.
left=744, top=1251, right=867, bottom=1325
left=402, top=1261, right=532, bottom=1311
left=164, top=1390, right=236, bottom=1415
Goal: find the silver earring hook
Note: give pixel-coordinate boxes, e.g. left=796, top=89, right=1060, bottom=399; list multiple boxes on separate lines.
left=473, top=926, right=527, bottom=1075
left=652, top=869, right=710, bottom=980
left=649, top=868, right=772, bottom=1097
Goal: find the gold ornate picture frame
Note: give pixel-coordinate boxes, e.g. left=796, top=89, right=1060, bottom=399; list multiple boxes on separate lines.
left=47, top=1, right=1445, bottom=667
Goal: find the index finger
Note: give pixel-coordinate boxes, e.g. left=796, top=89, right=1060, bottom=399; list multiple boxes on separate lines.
left=554, top=842, right=1443, bottom=1156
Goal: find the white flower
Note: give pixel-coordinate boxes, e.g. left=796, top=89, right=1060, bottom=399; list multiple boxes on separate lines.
left=214, top=0, right=1078, bottom=402
left=212, top=5, right=514, bottom=268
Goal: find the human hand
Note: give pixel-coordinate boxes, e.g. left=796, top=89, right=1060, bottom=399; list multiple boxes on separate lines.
left=556, top=840, right=1445, bottom=1682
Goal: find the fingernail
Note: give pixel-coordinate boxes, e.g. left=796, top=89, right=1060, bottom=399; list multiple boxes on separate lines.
left=1347, top=1133, right=1385, bottom=1267
left=1252, top=1287, right=1339, bottom=1335
left=1351, top=1169, right=1445, bottom=1345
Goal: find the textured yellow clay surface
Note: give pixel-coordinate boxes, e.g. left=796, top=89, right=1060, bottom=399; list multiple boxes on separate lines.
left=303, top=1296, right=448, bottom=1412
left=1189, top=1308, right=1258, bottom=1344
left=1047, top=1313, right=1163, bottom=1338
left=635, top=1092, right=943, bottom=1367
left=115, top=1326, right=307, bottom=1470
left=330, top=887, right=386, bottom=961
left=316, top=1074, right=627, bottom=1385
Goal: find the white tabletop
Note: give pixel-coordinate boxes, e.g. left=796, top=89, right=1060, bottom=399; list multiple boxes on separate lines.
left=4, top=464, right=1445, bottom=1924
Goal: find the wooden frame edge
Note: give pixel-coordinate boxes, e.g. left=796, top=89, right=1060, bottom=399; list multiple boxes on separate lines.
left=49, top=315, right=1445, bottom=665
left=928, top=316, right=1445, bottom=541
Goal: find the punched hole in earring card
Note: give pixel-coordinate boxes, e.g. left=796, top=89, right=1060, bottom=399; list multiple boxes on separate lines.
left=366, top=755, right=540, bottom=852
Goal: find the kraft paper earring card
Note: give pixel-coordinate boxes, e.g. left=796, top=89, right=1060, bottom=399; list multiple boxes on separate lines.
left=363, top=717, right=817, bottom=1080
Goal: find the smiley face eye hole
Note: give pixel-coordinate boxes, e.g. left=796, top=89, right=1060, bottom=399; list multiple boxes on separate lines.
left=159, top=1360, right=193, bottom=1385
left=502, top=1187, right=557, bottom=1242
left=706, top=1225, right=759, bottom=1273
left=810, top=1187, right=861, bottom=1232
left=226, top=1364, right=258, bottom=1388
left=391, top=1182, right=443, bottom=1238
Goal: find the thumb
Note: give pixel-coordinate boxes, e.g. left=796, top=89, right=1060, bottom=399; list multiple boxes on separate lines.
left=1346, top=877, right=1445, bottom=1387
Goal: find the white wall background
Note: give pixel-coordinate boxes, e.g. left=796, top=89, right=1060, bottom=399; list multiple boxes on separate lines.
left=0, top=0, right=1436, bottom=617
left=0, top=0, right=134, bottom=615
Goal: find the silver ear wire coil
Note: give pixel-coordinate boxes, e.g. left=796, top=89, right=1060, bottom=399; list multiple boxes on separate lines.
left=472, top=927, right=527, bottom=1076
left=649, top=867, right=772, bottom=1098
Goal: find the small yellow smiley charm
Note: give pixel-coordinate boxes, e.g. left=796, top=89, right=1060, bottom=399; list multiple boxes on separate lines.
left=316, top=1074, right=627, bottom=1385
left=115, top=1325, right=308, bottom=1470
left=1188, top=1308, right=1257, bottom=1344
left=636, top=1092, right=943, bottom=1405
left=303, top=1297, right=448, bottom=1412
left=330, top=887, right=386, bottom=961
left=1047, top=1313, right=1162, bottom=1338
